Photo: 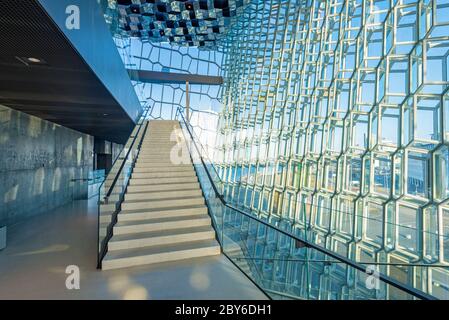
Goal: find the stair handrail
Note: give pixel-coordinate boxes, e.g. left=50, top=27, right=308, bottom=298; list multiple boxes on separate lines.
left=97, top=106, right=151, bottom=268
left=175, top=107, right=436, bottom=301
left=175, top=107, right=225, bottom=201
left=103, top=106, right=151, bottom=200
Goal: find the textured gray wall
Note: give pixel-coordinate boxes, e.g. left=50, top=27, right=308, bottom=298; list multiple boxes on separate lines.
left=0, top=104, right=93, bottom=227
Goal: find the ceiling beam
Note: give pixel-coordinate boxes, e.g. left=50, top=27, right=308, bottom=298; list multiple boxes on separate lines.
left=127, top=69, right=223, bottom=85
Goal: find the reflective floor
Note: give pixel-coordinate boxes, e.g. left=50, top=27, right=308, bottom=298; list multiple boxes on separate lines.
left=0, top=199, right=266, bottom=300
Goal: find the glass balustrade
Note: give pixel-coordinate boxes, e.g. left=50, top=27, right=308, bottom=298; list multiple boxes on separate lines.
left=97, top=107, right=151, bottom=267
left=178, top=107, right=440, bottom=300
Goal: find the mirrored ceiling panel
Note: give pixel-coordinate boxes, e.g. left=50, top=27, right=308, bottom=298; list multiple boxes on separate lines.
left=115, top=0, right=249, bottom=48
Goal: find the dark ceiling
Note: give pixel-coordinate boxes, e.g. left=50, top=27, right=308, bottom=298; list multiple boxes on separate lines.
left=0, top=0, right=136, bottom=144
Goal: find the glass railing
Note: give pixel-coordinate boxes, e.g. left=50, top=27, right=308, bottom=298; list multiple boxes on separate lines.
left=97, top=107, right=151, bottom=268
left=88, top=170, right=106, bottom=199
left=221, top=183, right=449, bottom=299
left=176, top=108, right=436, bottom=300
left=90, top=170, right=106, bottom=184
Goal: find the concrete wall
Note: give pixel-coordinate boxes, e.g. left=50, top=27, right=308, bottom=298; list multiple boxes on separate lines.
left=0, top=104, right=94, bottom=227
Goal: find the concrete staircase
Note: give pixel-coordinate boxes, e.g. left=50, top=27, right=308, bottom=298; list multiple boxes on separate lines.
left=102, top=120, right=221, bottom=270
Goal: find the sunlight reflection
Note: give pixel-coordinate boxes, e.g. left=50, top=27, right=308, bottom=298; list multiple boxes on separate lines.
left=0, top=132, right=8, bottom=144
left=189, top=267, right=211, bottom=291
left=33, top=167, right=44, bottom=195
left=64, top=144, right=73, bottom=162
left=0, top=105, right=12, bottom=123
left=14, top=244, right=69, bottom=256
left=107, top=274, right=150, bottom=300
left=108, top=274, right=131, bottom=293
left=4, top=184, right=18, bottom=203
left=47, top=267, right=66, bottom=273
left=123, top=286, right=148, bottom=300
left=27, top=116, right=42, bottom=138
left=77, top=137, right=83, bottom=166
left=52, top=168, right=61, bottom=192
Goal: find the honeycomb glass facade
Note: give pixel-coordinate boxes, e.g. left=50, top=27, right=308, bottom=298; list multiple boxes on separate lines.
left=215, top=0, right=449, bottom=298
left=111, top=34, right=225, bottom=158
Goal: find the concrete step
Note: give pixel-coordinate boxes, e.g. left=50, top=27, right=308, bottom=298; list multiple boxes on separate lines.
left=138, top=152, right=180, bottom=157
left=142, top=137, right=182, bottom=139
left=141, top=140, right=184, bottom=143
left=128, top=176, right=197, bottom=186
left=99, top=203, right=116, bottom=214
left=127, top=182, right=200, bottom=193
left=108, top=226, right=216, bottom=251
left=132, top=170, right=195, bottom=179
left=121, top=196, right=204, bottom=211
left=133, top=166, right=193, bottom=173
left=134, top=162, right=192, bottom=169
left=146, top=127, right=179, bottom=129
left=135, top=160, right=191, bottom=166
left=100, top=212, right=114, bottom=224
left=142, top=138, right=176, bottom=141
left=113, top=214, right=212, bottom=235
left=138, top=148, right=180, bottom=153
left=140, top=144, right=185, bottom=148
left=124, top=189, right=201, bottom=201
left=134, top=162, right=193, bottom=171
left=140, top=143, right=179, bottom=147
left=99, top=222, right=109, bottom=237
left=147, top=128, right=179, bottom=131
left=138, top=150, right=188, bottom=156
left=139, top=148, right=187, bottom=154
left=144, top=136, right=180, bottom=138
left=118, top=205, right=208, bottom=221
left=149, top=120, right=178, bottom=122
left=102, top=239, right=220, bottom=270
left=144, top=132, right=177, bottom=136
left=136, top=157, right=190, bottom=163
left=148, top=123, right=179, bottom=125
left=141, top=139, right=179, bottom=142
left=135, top=161, right=192, bottom=167
left=143, top=134, right=177, bottom=137
left=147, top=126, right=179, bottom=128
left=144, top=133, right=178, bottom=135
left=147, top=127, right=179, bottom=130
left=137, top=154, right=183, bottom=159
left=136, top=155, right=189, bottom=161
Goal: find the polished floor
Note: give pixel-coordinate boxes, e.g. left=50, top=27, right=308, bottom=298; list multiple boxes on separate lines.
left=0, top=199, right=266, bottom=300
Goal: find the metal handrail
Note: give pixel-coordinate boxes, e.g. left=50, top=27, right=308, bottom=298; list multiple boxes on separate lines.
left=97, top=106, right=151, bottom=268
left=103, top=107, right=152, bottom=199
left=175, top=107, right=437, bottom=301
